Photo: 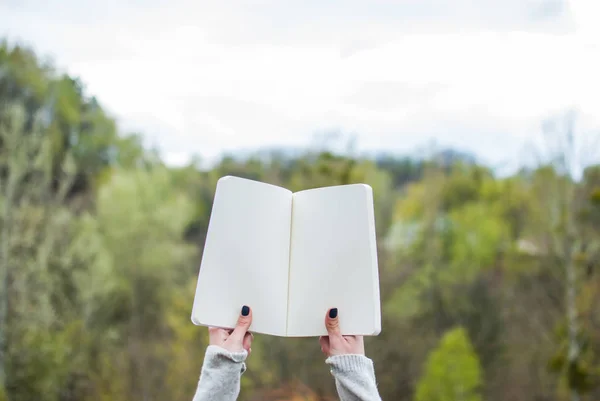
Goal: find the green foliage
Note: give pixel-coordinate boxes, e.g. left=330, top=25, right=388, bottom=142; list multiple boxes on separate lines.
left=0, top=42, right=142, bottom=196
left=447, top=203, right=510, bottom=282
left=415, top=327, right=483, bottom=401
left=2, top=38, right=600, bottom=401
left=385, top=166, right=510, bottom=320
left=591, top=189, right=600, bottom=205
left=91, top=167, right=196, bottom=334
left=548, top=321, right=600, bottom=394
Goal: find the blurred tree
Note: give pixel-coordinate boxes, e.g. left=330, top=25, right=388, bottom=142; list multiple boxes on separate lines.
left=522, top=113, right=600, bottom=401
left=0, top=102, right=84, bottom=400
left=0, top=42, right=142, bottom=198
left=414, top=327, right=483, bottom=401
left=87, top=168, right=196, bottom=400
left=2, top=38, right=600, bottom=401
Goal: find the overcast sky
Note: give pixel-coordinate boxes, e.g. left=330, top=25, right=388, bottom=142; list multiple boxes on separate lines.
left=1, top=0, right=599, bottom=170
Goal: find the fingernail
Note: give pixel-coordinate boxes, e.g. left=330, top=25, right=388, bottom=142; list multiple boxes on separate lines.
left=329, top=308, right=338, bottom=319
left=241, top=305, right=250, bottom=316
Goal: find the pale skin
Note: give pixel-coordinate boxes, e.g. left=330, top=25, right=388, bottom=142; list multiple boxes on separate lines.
left=208, top=306, right=364, bottom=357
left=320, top=308, right=365, bottom=357
left=208, top=306, right=254, bottom=353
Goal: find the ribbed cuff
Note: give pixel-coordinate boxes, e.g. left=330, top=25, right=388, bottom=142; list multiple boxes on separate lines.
left=326, top=354, right=374, bottom=373
left=204, top=345, right=248, bottom=374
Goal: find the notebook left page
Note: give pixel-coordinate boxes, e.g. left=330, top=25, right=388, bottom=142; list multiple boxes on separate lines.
left=191, top=176, right=293, bottom=336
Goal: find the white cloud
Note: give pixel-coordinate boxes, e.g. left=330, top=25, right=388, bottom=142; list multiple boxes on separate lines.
left=1, top=0, right=598, bottom=169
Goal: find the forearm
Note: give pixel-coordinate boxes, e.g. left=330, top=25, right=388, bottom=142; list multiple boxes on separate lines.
left=193, top=345, right=247, bottom=401
left=326, top=355, right=382, bottom=401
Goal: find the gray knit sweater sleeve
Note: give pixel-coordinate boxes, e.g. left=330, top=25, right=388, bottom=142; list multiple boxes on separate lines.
left=192, top=345, right=247, bottom=401
left=326, top=355, right=382, bottom=401
left=192, top=347, right=381, bottom=401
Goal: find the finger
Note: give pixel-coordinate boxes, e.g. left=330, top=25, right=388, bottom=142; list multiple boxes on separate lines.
left=325, top=308, right=342, bottom=339
left=208, top=327, right=223, bottom=344
left=346, top=335, right=365, bottom=354
left=319, top=335, right=330, bottom=355
left=243, top=332, right=253, bottom=352
left=230, top=305, right=252, bottom=342
left=210, top=327, right=230, bottom=341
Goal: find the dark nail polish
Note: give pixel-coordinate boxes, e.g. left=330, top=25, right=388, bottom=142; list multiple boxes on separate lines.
left=329, top=308, right=338, bottom=319
left=241, top=305, right=250, bottom=316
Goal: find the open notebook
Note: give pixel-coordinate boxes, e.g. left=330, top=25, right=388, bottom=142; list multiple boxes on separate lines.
left=191, top=176, right=381, bottom=337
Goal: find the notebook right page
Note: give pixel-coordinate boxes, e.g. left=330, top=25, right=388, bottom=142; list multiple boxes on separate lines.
left=286, top=184, right=381, bottom=337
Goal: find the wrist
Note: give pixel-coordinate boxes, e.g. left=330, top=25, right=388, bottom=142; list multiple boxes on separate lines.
left=206, top=345, right=248, bottom=362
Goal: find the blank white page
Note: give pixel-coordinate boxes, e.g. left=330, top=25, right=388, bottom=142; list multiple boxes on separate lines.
left=191, top=176, right=292, bottom=336
left=286, top=184, right=381, bottom=337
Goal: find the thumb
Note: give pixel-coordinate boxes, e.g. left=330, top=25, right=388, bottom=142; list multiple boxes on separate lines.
left=230, top=305, right=252, bottom=341
left=325, top=308, right=341, bottom=338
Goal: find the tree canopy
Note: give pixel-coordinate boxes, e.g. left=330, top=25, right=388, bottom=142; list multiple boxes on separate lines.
left=0, top=40, right=599, bottom=401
